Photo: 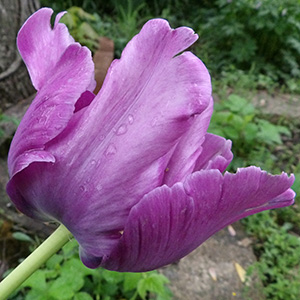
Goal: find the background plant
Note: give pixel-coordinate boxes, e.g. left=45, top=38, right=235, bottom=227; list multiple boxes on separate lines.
left=8, top=239, right=171, bottom=300
left=197, top=0, right=300, bottom=87
left=208, top=94, right=291, bottom=165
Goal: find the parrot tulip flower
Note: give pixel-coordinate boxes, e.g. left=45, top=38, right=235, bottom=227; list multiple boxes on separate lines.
left=7, top=8, right=295, bottom=272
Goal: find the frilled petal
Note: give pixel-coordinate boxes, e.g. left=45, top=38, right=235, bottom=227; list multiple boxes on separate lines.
left=98, top=167, right=295, bottom=271
left=17, top=8, right=73, bottom=90
left=193, top=133, right=233, bottom=172
left=15, top=19, right=212, bottom=259
left=163, top=97, right=213, bottom=186
left=7, top=43, right=95, bottom=177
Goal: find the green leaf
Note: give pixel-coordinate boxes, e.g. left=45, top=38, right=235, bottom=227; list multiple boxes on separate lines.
left=230, top=114, right=245, bottom=130
left=48, top=275, right=82, bottom=300
left=62, top=257, right=95, bottom=278
left=62, top=239, right=78, bottom=258
left=22, top=270, right=47, bottom=291
left=25, top=289, right=51, bottom=300
left=223, top=126, right=239, bottom=140
left=244, top=123, right=259, bottom=143
left=208, top=127, right=225, bottom=137
left=46, top=254, right=64, bottom=269
left=60, top=13, right=78, bottom=29
left=78, top=22, right=100, bottom=40
left=102, top=269, right=124, bottom=284
left=137, top=273, right=169, bottom=299
left=47, top=258, right=90, bottom=299
left=241, top=104, right=256, bottom=116
left=224, top=94, right=248, bottom=113
left=12, top=232, right=33, bottom=242
left=211, top=111, right=231, bottom=123
left=137, top=278, right=147, bottom=299
left=276, top=125, right=291, bottom=137
left=74, top=292, right=94, bottom=300
left=257, top=120, right=282, bottom=144
left=123, top=272, right=143, bottom=292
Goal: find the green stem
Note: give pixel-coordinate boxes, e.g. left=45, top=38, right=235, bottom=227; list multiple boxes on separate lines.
left=0, top=224, right=72, bottom=300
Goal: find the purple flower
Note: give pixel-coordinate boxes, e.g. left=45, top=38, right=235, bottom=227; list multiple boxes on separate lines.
left=7, top=8, right=295, bottom=272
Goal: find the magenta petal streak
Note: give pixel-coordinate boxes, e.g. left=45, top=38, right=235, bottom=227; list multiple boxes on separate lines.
left=101, top=167, right=294, bottom=272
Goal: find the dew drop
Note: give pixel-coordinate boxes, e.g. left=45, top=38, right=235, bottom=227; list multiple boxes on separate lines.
left=99, top=135, right=105, bottom=141
left=79, top=185, right=85, bottom=192
left=105, top=143, right=117, bottom=157
left=58, top=111, right=67, bottom=118
left=128, top=114, right=134, bottom=125
left=38, top=116, right=47, bottom=124
left=54, top=124, right=63, bottom=130
left=96, top=184, right=103, bottom=191
left=90, top=159, right=97, bottom=165
left=116, top=124, right=127, bottom=135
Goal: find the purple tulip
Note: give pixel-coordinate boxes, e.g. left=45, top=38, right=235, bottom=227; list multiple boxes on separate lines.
left=7, top=8, right=295, bottom=272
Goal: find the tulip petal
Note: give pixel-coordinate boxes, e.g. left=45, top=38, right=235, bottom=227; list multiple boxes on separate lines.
left=17, top=8, right=74, bottom=90
left=74, top=91, right=96, bottom=113
left=7, top=42, right=95, bottom=177
left=29, top=20, right=212, bottom=258
left=99, top=167, right=294, bottom=271
left=163, top=98, right=213, bottom=186
left=194, top=133, right=233, bottom=172
left=6, top=152, right=55, bottom=219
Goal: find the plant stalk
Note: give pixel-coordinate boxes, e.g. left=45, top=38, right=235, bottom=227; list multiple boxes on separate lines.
left=0, top=224, right=72, bottom=300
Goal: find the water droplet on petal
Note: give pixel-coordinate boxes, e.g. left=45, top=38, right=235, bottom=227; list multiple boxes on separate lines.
left=54, top=124, right=63, bottom=130
left=105, top=143, right=117, bottom=157
left=79, top=185, right=85, bottom=192
left=128, top=114, right=134, bottom=124
left=38, top=116, right=47, bottom=124
left=99, top=135, right=105, bottom=141
left=90, top=159, right=97, bottom=166
left=96, top=184, right=103, bottom=191
left=116, top=124, right=127, bottom=135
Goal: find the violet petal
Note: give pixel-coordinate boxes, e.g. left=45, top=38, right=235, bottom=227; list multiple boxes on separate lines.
left=194, top=133, right=233, bottom=173
left=163, top=97, right=213, bottom=186
left=7, top=43, right=95, bottom=177
left=99, top=167, right=294, bottom=271
left=8, top=18, right=212, bottom=260
left=17, top=8, right=74, bottom=90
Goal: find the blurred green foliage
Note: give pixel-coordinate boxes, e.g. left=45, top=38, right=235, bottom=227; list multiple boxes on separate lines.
left=243, top=210, right=300, bottom=300
left=9, top=239, right=171, bottom=300
left=0, top=113, right=19, bottom=138
left=42, top=0, right=300, bottom=90
left=209, top=94, right=291, bottom=160
left=198, top=0, right=300, bottom=80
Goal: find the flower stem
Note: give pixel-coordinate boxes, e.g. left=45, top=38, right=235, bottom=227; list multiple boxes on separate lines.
left=0, top=224, right=72, bottom=300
